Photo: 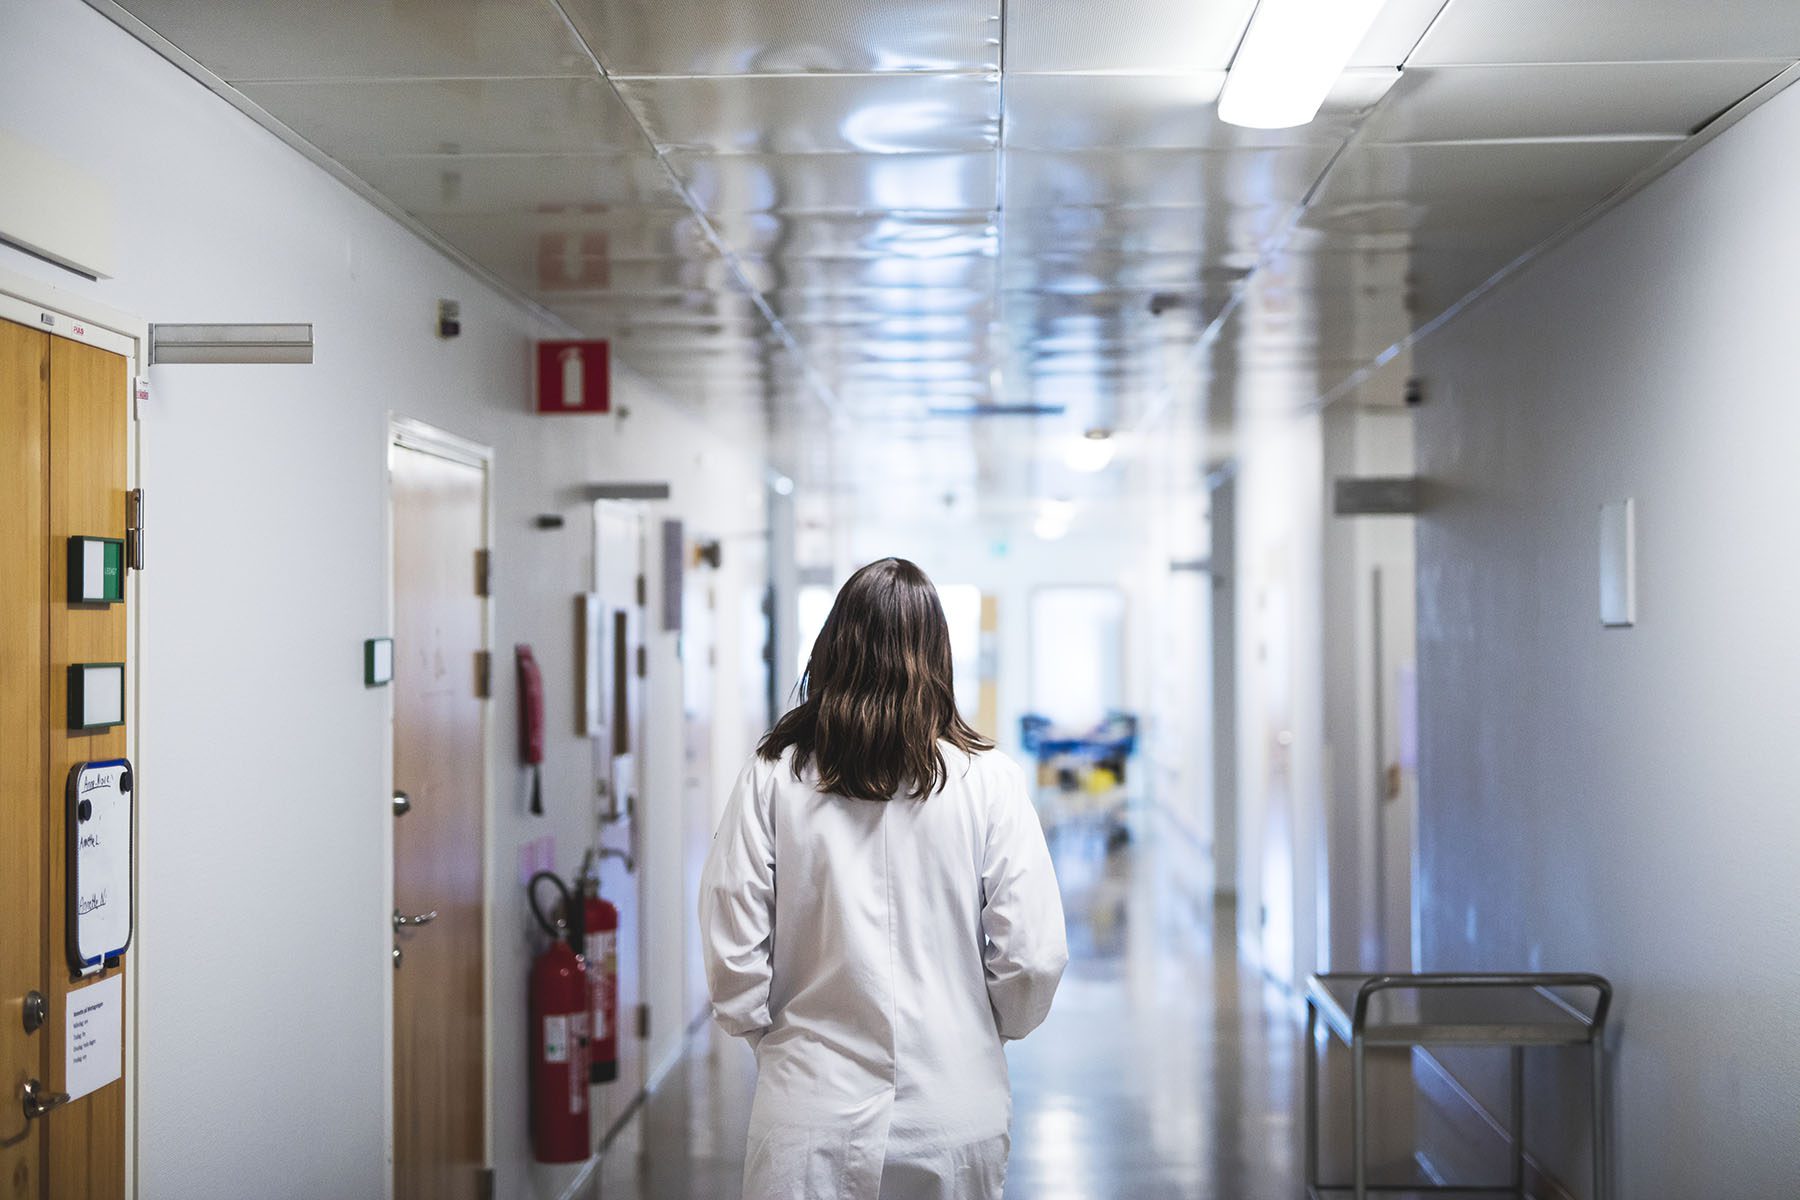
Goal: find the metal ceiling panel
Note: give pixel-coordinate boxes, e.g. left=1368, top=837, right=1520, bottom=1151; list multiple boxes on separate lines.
left=562, top=0, right=1000, bottom=75
left=1003, top=146, right=1336, bottom=211
left=101, top=0, right=1800, bottom=507
left=1005, top=73, right=1230, bottom=151
left=116, top=0, right=591, bottom=80
left=1349, top=0, right=1453, bottom=67
left=239, top=76, right=649, bottom=159
left=1306, top=138, right=1682, bottom=228
left=1364, top=62, right=1788, bottom=144
left=1411, top=0, right=1800, bottom=65
left=425, top=208, right=715, bottom=269
left=346, top=153, right=682, bottom=216
left=1003, top=0, right=1257, bottom=74
left=616, top=73, right=1000, bottom=156
left=767, top=254, right=997, bottom=292
left=1004, top=71, right=1387, bottom=151
left=672, top=152, right=1000, bottom=213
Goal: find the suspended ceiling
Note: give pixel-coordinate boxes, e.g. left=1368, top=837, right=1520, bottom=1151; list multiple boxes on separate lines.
left=91, top=0, right=1800, bottom=515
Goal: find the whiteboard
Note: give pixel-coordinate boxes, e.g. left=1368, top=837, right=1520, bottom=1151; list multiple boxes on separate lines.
left=68, top=759, right=133, bottom=972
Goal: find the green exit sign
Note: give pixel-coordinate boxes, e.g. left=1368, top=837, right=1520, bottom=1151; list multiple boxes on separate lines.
left=68, top=536, right=124, bottom=604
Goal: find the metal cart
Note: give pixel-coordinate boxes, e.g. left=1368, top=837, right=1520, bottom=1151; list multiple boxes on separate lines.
left=1304, top=972, right=1613, bottom=1200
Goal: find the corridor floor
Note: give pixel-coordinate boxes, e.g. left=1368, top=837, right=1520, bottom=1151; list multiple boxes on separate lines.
left=600, top=807, right=1308, bottom=1199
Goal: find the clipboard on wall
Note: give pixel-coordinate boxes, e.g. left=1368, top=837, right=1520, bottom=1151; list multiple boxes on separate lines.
left=67, top=758, right=134, bottom=975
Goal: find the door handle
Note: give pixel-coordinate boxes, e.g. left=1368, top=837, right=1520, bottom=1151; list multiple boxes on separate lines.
left=392, top=790, right=412, bottom=816
left=22, top=1079, right=70, bottom=1121
left=392, top=909, right=438, bottom=931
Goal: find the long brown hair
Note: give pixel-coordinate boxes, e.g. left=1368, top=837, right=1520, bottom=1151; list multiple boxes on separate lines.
left=759, top=557, right=992, bottom=801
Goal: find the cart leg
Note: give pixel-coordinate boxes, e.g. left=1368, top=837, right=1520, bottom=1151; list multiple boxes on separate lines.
left=1352, top=1036, right=1368, bottom=1200
left=1510, top=1046, right=1526, bottom=1196
left=1305, top=1001, right=1319, bottom=1193
left=1591, top=1039, right=1608, bottom=1200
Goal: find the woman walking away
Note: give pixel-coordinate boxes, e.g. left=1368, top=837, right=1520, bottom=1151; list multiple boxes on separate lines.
left=700, top=557, right=1068, bottom=1200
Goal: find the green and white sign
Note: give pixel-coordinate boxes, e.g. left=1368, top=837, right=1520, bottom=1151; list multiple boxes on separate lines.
left=68, top=536, right=124, bottom=604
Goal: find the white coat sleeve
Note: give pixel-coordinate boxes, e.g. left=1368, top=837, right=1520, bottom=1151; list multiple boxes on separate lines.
left=698, top=757, right=776, bottom=1039
left=980, top=760, right=1069, bottom=1040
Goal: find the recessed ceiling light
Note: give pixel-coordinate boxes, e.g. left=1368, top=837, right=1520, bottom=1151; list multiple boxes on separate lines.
left=1219, top=0, right=1391, bottom=130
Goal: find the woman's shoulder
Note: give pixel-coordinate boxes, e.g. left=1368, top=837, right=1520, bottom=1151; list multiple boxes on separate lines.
left=942, top=743, right=1029, bottom=792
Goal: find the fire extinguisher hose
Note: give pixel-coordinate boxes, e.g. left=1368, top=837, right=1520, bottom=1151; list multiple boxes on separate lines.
left=527, top=871, right=583, bottom=949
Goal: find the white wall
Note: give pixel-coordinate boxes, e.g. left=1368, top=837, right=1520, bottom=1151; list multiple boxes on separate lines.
left=1411, top=78, right=1800, bottom=1192
left=1129, top=414, right=1215, bottom=869
left=1231, top=406, right=1325, bottom=986
left=1320, top=397, right=1416, bottom=973
left=0, top=3, right=767, bottom=1197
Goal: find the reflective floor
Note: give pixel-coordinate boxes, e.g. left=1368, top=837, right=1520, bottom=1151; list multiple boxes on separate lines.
left=600, top=805, right=1308, bottom=1199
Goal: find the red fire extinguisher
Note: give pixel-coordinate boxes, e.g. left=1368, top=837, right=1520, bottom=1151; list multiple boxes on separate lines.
left=528, top=872, right=589, bottom=1163
left=580, top=854, right=619, bottom=1084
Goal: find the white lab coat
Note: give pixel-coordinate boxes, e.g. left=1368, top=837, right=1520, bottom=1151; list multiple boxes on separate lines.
left=700, top=744, right=1068, bottom=1200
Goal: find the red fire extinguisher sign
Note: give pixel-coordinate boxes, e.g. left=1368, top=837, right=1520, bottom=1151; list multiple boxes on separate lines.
left=535, top=340, right=609, bottom=414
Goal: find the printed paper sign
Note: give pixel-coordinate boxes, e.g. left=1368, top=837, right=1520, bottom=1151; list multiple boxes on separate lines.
left=66, top=974, right=122, bottom=1101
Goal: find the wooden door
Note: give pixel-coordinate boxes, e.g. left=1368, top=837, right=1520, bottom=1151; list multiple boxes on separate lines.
left=391, top=440, right=488, bottom=1200
left=0, top=316, right=129, bottom=1200
left=1, top=317, right=51, bottom=1200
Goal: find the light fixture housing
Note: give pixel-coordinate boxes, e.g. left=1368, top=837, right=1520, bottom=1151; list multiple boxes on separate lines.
left=149, top=323, right=314, bottom=364
left=1218, top=0, right=1390, bottom=129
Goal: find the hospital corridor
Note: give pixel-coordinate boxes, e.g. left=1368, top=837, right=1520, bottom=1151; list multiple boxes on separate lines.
left=3, top=0, right=1799, bottom=1198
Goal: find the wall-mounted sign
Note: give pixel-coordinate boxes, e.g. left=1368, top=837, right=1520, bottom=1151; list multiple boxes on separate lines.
left=1599, top=498, right=1636, bottom=628
left=67, top=759, right=133, bottom=974
left=68, top=663, right=125, bottom=730
left=365, top=637, right=394, bottom=686
left=535, top=340, right=609, bottom=414
left=68, top=536, right=124, bottom=604
left=65, top=974, right=123, bottom=1100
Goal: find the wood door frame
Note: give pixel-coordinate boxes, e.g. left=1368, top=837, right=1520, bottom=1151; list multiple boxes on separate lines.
left=383, top=416, right=496, bottom=1199
left=0, top=265, right=146, bottom=1198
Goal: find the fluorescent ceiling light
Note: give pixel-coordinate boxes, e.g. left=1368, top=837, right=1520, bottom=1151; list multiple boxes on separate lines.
left=1065, top=431, right=1116, bottom=474
left=1219, top=0, right=1390, bottom=129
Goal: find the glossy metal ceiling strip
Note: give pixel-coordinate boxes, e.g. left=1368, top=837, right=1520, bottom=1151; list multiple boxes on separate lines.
left=541, top=0, right=850, bottom=427
left=77, top=0, right=580, bottom=336
left=1117, top=2, right=1459, bottom=436
left=1313, top=57, right=1800, bottom=412
left=1121, top=119, right=1368, bottom=438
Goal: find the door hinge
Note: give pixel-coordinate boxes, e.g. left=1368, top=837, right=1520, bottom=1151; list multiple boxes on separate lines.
left=474, top=548, right=491, bottom=598
left=474, top=649, right=492, bottom=698
left=475, top=1167, right=496, bottom=1200
left=636, top=1003, right=651, bottom=1040
left=635, top=573, right=646, bottom=606
left=636, top=645, right=647, bottom=679
left=126, top=488, right=146, bottom=571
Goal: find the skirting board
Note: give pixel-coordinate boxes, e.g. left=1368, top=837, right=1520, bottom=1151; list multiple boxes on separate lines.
left=1413, top=1048, right=1578, bottom=1200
